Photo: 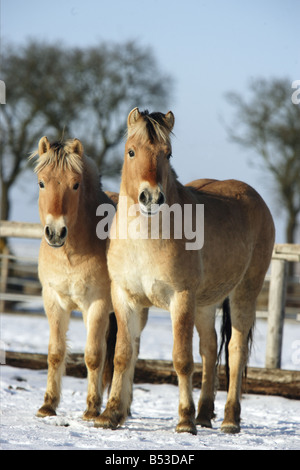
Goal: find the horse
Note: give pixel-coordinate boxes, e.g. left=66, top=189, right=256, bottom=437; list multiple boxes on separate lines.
left=94, top=108, right=275, bottom=435
left=30, top=137, right=117, bottom=420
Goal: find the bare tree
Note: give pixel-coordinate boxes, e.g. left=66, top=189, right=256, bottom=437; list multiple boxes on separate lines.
left=225, top=77, right=300, bottom=244
left=72, top=41, right=173, bottom=176
left=1, top=42, right=80, bottom=222
left=0, top=40, right=172, bottom=228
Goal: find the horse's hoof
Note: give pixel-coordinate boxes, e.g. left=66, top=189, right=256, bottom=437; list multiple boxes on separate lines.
left=94, top=417, right=118, bottom=430
left=195, top=409, right=213, bottom=428
left=221, top=422, right=240, bottom=434
left=94, top=414, right=118, bottom=430
left=195, top=416, right=212, bottom=428
left=83, top=409, right=99, bottom=421
left=175, top=421, right=197, bottom=435
left=36, top=405, right=56, bottom=418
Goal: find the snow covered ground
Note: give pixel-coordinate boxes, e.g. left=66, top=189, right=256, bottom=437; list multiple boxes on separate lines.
left=1, top=310, right=300, bottom=451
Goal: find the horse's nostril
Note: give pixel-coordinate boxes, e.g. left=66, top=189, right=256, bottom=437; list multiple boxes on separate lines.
left=157, top=192, right=165, bottom=206
left=139, top=190, right=148, bottom=205
left=45, top=225, right=53, bottom=240
left=44, top=224, right=67, bottom=245
left=139, top=188, right=165, bottom=208
left=60, top=226, right=67, bottom=239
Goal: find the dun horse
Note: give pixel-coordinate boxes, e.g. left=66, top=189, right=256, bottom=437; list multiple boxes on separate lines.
left=95, top=108, right=275, bottom=434
left=30, top=137, right=117, bottom=420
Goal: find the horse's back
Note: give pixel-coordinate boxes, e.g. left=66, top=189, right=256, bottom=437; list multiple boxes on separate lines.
left=185, top=178, right=275, bottom=302
left=187, top=178, right=263, bottom=201
left=186, top=178, right=274, bottom=230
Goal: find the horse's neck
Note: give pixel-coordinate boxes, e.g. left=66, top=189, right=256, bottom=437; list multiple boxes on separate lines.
left=171, top=179, right=199, bottom=205
left=66, top=184, right=102, bottom=250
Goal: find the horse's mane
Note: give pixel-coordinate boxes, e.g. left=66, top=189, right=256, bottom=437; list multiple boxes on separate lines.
left=127, top=110, right=173, bottom=146
left=29, top=140, right=84, bottom=175
left=30, top=139, right=107, bottom=207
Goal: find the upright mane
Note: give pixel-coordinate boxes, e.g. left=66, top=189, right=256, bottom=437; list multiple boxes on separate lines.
left=127, top=109, right=174, bottom=146
left=30, top=136, right=106, bottom=207
left=30, top=139, right=84, bottom=175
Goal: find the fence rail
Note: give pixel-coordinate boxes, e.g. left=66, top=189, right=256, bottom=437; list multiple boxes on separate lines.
left=5, top=351, right=299, bottom=399
left=0, top=220, right=43, bottom=239
left=1, top=221, right=300, bottom=370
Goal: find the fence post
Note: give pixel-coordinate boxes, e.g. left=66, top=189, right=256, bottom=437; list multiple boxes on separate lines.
left=265, top=258, right=288, bottom=369
left=0, top=246, right=10, bottom=313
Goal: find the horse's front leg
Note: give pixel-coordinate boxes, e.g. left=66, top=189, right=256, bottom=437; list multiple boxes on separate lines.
left=94, top=284, right=142, bottom=429
left=171, top=291, right=196, bottom=435
left=82, top=299, right=111, bottom=420
left=37, top=291, right=71, bottom=417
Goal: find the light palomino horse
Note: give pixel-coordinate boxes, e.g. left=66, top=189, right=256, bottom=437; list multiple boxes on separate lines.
left=95, top=108, right=275, bottom=434
left=30, top=137, right=117, bottom=420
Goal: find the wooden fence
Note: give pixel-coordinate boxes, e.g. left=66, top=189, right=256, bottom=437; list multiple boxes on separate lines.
left=4, top=351, right=300, bottom=399
left=266, top=245, right=300, bottom=368
left=1, top=220, right=300, bottom=372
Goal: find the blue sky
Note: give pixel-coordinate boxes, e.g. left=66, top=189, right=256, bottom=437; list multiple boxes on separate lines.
left=1, top=0, right=299, bottom=242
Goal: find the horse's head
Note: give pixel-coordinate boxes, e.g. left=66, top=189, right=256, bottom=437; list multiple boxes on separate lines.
left=33, top=137, right=84, bottom=248
left=123, top=107, right=175, bottom=216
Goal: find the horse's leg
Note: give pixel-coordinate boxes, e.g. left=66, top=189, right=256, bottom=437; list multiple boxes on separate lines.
left=82, top=299, right=110, bottom=420
left=171, top=290, right=196, bottom=435
left=221, top=292, right=256, bottom=434
left=195, top=305, right=217, bottom=428
left=37, top=292, right=71, bottom=417
left=94, top=284, right=142, bottom=429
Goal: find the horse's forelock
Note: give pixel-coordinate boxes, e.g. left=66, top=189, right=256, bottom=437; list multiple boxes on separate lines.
left=31, top=140, right=84, bottom=175
left=127, top=111, right=172, bottom=145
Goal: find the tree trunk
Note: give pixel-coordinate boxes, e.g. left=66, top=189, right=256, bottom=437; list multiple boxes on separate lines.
left=0, top=180, right=11, bottom=253
left=0, top=180, right=10, bottom=221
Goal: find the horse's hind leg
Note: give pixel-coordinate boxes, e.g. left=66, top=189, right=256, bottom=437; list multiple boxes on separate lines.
left=171, top=291, right=197, bottom=435
left=194, top=305, right=217, bottom=428
left=37, top=294, right=71, bottom=417
left=221, top=291, right=256, bottom=434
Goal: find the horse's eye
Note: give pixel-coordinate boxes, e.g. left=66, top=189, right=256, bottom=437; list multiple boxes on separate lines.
left=166, top=153, right=172, bottom=160
left=39, top=181, right=45, bottom=189
left=128, top=149, right=135, bottom=158
left=73, top=182, right=80, bottom=190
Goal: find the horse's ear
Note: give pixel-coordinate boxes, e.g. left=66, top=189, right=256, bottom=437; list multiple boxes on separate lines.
left=127, top=107, right=141, bottom=128
left=38, top=136, right=50, bottom=156
left=165, top=111, right=175, bottom=131
left=70, top=138, right=84, bottom=157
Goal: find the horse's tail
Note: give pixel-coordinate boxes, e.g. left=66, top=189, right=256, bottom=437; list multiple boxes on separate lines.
left=217, top=297, right=254, bottom=391
left=217, top=297, right=231, bottom=390
left=102, top=312, right=117, bottom=391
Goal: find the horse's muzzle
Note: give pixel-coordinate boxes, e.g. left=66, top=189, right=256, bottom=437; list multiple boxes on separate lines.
left=139, top=186, right=165, bottom=216
left=44, top=224, right=68, bottom=248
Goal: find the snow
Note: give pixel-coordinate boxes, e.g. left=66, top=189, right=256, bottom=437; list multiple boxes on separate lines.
left=1, top=310, right=300, bottom=450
